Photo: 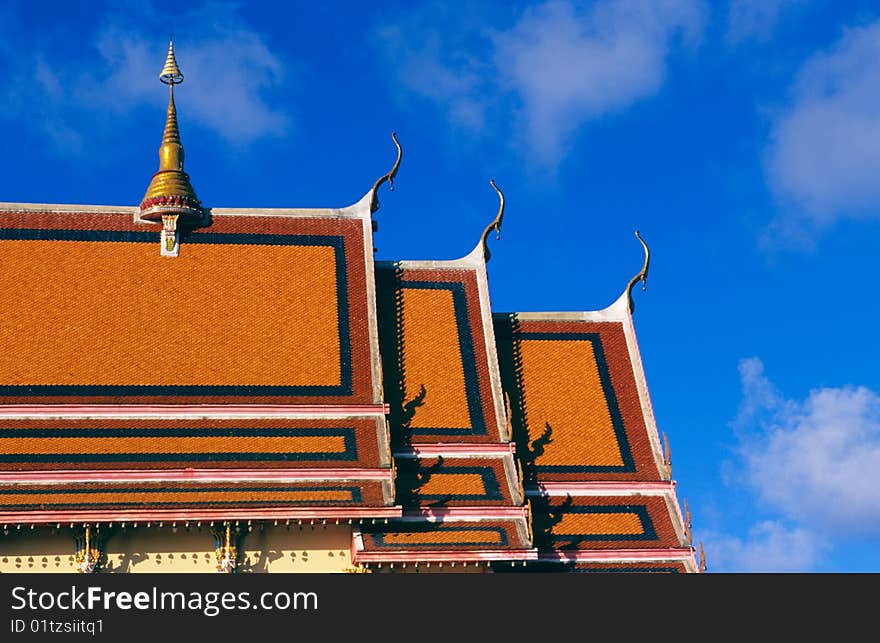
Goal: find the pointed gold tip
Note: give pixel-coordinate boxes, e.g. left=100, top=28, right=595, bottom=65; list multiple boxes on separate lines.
left=140, top=38, right=201, bottom=222
left=160, top=39, right=184, bottom=85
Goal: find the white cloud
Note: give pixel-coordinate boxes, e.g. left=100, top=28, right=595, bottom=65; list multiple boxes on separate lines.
left=705, top=357, right=880, bottom=571
left=372, top=11, right=489, bottom=132
left=703, top=521, right=828, bottom=572
left=0, top=3, right=290, bottom=151
left=765, top=20, right=880, bottom=242
left=92, top=9, right=290, bottom=144
left=735, top=359, right=880, bottom=536
left=372, top=0, right=704, bottom=167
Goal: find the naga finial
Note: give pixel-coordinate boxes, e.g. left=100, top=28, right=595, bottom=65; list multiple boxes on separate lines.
left=370, top=132, right=402, bottom=213
left=663, top=431, right=672, bottom=478
left=626, top=229, right=650, bottom=313
left=699, top=541, right=707, bottom=572
left=479, top=179, right=505, bottom=263
left=684, top=499, right=692, bottom=545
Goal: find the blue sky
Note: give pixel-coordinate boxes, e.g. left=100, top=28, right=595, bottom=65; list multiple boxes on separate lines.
left=2, top=0, right=879, bottom=572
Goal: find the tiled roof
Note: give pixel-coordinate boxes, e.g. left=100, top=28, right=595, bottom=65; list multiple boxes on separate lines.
left=529, top=492, right=684, bottom=551
left=354, top=510, right=534, bottom=561
left=0, top=479, right=390, bottom=515
left=394, top=453, right=519, bottom=506
left=491, top=295, right=694, bottom=571
left=376, top=262, right=506, bottom=445
left=0, top=209, right=378, bottom=405
left=0, top=418, right=387, bottom=470
left=0, top=196, right=395, bottom=519
left=494, top=314, right=666, bottom=482
left=0, top=194, right=697, bottom=571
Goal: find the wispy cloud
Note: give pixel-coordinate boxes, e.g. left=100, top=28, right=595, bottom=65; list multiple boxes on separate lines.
left=764, top=20, right=880, bottom=246
left=372, top=0, right=704, bottom=167
left=708, top=357, right=880, bottom=571
left=726, top=0, right=800, bottom=44
left=736, top=358, right=880, bottom=536
left=703, top=521, right=828, bottom=572
left=0, top=2, right=290, bottom=154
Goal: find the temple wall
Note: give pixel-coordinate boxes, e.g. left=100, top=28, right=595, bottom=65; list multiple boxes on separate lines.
left=0, top=524, right=355, bottom=573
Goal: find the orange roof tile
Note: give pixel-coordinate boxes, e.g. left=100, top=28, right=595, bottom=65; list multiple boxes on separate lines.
left=376, top=264, right=505, bottom=444
left=494, top=315, right=666, bottom=482
left=393, top=455, right=518, bottom=507
left=530, top=494, right=685, bottom=551
left=0, top=418, right=387, bottom=470
left=0, top=210, right=377, bottom=405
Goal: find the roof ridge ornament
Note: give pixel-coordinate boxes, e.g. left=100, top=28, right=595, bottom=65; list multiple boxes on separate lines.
left=139, top=39, right=204, bottom=256
left=625, top=229, right=650, bottom=313
left=370, top=132, right=402, bottom=214
left=684, top=499, right=692, bottom=545
left=663, top=431, right=672, bottom=478
left=479, top=179, right=505, bottom=263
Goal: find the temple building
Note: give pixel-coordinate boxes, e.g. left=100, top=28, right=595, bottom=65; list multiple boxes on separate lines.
left=0, top=42, right=702, bottom=573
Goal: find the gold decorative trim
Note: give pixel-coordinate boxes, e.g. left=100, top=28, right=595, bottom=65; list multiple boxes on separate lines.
left=74, top=524, right=103, bottom=574
left=214, top=521, right=238, bottom=573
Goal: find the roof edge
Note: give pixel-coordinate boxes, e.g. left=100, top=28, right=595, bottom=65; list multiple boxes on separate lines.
left=0, top=189, right=377, bottom=221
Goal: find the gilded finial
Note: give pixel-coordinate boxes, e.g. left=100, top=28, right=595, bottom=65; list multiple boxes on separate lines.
left=214, top=521, right=237, bottom=573
left=139, top=39, right=203, bottom=252
left=626, top=230, right=650, bottom=313
left=74, top=524, right=100, bottom=573
left=479, top=180, right=505, bottom=263
left=160, top=39, right=184, bottom=85
left=699, top=541, right=707, bottom=572
left=684, top=499, right=692, bottom=545
left=371, top=132, right=402, bottom=213
left=663, top=431, right=672, bottom=478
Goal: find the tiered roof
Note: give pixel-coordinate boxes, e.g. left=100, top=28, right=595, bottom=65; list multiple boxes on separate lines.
left=0, top=41, right=699, bottom=572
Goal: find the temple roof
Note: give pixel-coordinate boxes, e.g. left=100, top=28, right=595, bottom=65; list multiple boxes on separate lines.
left=0, top=199, right=383, bottom=406
left=0, top=44, right=699, bottom=571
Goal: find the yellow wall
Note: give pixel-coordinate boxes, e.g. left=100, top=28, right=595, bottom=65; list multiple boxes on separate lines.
left=0, top=524, right=355, bottom=573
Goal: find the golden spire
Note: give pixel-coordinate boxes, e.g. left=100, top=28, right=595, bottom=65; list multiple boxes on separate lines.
left=139, top=39, right=202, bottom=230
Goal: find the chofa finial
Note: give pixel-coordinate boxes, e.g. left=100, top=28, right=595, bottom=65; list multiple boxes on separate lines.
left=663, top=431, right=672, bottom=478
left=371, top=132, right=402, bottom=213
left=626, top=229, right=650, bottom=313
left=684, top=499, right=692, bottom=545
left=479, top=179, right=505, bottom=263
left=699, top=541, right=707, bottom=572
